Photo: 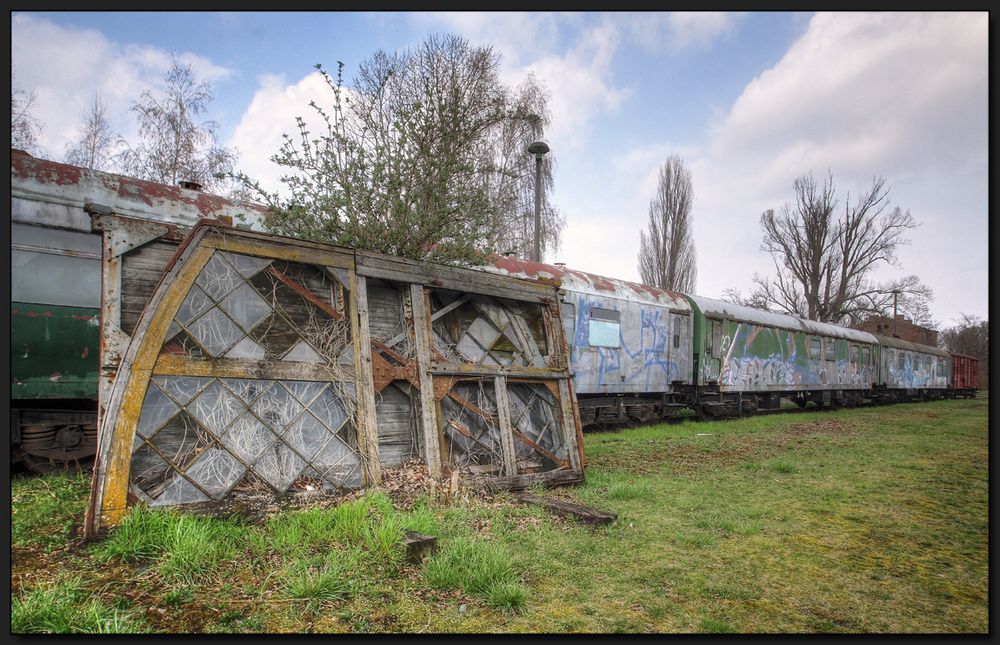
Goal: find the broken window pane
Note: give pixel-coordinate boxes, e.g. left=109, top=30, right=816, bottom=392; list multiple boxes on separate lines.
left=146, top=411, right=210, bottom=473
left=440, top=380, right=504, bottom=471
left=507, top=382, right=567, bottom=473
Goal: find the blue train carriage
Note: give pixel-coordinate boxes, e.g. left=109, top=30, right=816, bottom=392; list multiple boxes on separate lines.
left=871, top=334, right=950, bottom=402
left=683, top=295, right=880, bottom=416
left=485, top=257, right=694, bottom=428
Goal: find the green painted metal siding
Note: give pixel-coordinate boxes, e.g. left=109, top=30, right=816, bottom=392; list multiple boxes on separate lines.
left=11, top=302, right=100, bottom=400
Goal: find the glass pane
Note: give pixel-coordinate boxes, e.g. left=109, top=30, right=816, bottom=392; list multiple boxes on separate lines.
left=153, top=376, right=211, bottom=405
left=184, top=448, right=246, bottom=498
left=220, top=412, right=276, bottom=462
left=310, top=436, right=362, bottom=488
left=222, top=378, right=272, bottom=404
left=150, top=475, right=209, bottom=506
left=588, top=320, right=620, bottom=348
left=195, top=252, right=243, bottom=300
left=282, top=340, right=324, bottom=363
left=135, top=383, right=180, bottom=438
left=186, top=307, right=243, bottom=356
left=175, top=285, right=213, bottom=325
left=308, top=386, right=348, bottom=433
left=225, top=337, right=267, bottom=360
left=188, top=380, right=246, bottom=430
left=283, top=411, right=332, bottom=460
left=221, top=251, right=271, bottom=279
left=11, top=249, right=101, bottom=308
left=220, top=282, right=272, bottom=332
left=253, top=441, right=306, bottom=491
left=282, top=381, right=327, bottom=407
left=252, top=384, right=304, bottom=433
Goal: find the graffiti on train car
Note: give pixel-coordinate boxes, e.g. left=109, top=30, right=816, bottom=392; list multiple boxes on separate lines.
left=569, top=296, right=684, bottom=391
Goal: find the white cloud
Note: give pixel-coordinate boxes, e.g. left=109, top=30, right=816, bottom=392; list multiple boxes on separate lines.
left=628, top=12, right=744, bottom=54
left=692, top=11, right=988, bottom=322
left=11, top=13, right=233, bottom=162
left=226, top=71, right=334, bottom=195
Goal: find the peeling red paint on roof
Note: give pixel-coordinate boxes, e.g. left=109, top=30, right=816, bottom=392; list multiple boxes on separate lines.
left=12, top=148, right=268, bottom=222
left=487, top=254, right=689, bottom=309
left=12, top=150, right=82, bottom=186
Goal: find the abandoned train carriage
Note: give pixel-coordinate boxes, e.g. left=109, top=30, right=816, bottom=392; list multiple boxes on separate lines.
left=487, top=256, right=694, bottom=428
left=685, top=295, right=881, bottom=413
left=872, top=334, right=951, bottom=402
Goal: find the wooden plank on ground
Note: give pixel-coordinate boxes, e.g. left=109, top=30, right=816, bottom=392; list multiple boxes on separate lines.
left=513, top=492, right=617, bottom=526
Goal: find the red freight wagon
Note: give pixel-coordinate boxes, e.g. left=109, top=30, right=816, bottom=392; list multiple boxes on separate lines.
left=949, top=353, right=979, bottom=398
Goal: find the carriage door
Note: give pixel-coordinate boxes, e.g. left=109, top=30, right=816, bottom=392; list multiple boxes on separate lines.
left=704, top=318, right=723, bottom=382
left=823, top=338, right=836, bottom=386
left=849, top=344, right=859, bottom=385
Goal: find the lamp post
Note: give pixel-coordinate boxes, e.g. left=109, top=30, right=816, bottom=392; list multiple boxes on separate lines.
left=527, top=140, right=550, bottom=262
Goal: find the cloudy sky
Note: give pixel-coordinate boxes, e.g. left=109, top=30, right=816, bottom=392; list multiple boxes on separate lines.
left=11, top=11, right=989, bottom=327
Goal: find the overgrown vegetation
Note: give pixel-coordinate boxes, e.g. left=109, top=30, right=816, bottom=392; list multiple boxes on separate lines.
left=11, top=399, right=987, bottom=633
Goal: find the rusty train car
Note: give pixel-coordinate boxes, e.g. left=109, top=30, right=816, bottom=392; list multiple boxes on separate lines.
left=9, top=149, right=980, bottom=473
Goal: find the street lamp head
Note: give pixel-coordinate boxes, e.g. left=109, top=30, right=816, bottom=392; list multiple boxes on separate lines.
left=527, top=140, right=550, bottom=157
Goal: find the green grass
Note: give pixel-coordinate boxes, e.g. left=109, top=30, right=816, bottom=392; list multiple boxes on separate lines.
left=10, top=399, right=988, bottom=633
left=11, top=576, right=149, bottom=633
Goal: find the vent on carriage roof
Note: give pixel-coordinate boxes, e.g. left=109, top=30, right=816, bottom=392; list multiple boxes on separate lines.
left=178, top=179, right=202, bottom=191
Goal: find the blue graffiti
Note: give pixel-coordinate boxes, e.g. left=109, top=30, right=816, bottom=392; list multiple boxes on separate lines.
left=570, top=296, right=679, bottom=388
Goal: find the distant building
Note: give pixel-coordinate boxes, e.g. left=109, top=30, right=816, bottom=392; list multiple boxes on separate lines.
left=854, top=315, right=938, bottom=347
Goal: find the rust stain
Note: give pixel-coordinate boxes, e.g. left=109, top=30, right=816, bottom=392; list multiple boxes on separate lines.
left=11, top=151, right=83, bottom=186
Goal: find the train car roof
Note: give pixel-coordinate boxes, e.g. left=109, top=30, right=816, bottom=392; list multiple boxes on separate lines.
left=871, top=333, right=951, bottom=357
left=483, top=255, right=692, bottom=311
left=685, top=294, right=879, bottom=343
left=11, top=148, right=268, bottom=232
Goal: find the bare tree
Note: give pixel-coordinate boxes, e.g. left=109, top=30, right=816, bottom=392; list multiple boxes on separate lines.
left=64, top=93, right=120, bottom=171
left=747, top=172, right=932, bottom=324
left=117, top=55, right=238, bottom=192
left=11, top=74, right=44, bottom=155
left=638, top=156, right=697, bottom=293
left=940, top=313, right=988, bottom=388
left=237, top=34, right=561, bottom=264
left=481, top=74, right=564, bottom=260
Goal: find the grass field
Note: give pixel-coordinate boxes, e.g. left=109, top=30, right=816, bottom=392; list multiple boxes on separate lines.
left=10, top=398, right=988, bottom=633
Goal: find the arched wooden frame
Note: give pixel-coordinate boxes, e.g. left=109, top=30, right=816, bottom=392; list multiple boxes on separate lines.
left=85, top=224, right=380, bottom=536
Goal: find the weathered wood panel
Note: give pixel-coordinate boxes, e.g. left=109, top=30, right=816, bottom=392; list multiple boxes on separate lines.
left=376, top=383, right=420, bottom=466
left=121, top=241, right=179, bottom=335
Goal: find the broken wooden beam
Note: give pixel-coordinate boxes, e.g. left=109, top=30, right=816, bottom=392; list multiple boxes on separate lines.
left=400, top=530, right=438, bottom=564
left=513, top=492, right=617, bottom=526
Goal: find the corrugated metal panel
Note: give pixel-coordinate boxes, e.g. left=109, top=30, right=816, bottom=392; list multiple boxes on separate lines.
left=688, top=295, right=879, bottom=344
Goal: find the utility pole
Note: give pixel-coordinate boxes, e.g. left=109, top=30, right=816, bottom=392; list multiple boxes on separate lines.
left=527, top=140, right=550, bottom=262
